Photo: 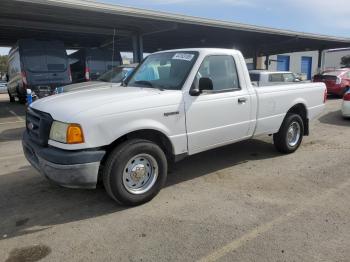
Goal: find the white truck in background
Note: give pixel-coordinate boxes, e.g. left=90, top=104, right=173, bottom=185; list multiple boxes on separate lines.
left=23, top=48, right=327, bottom=205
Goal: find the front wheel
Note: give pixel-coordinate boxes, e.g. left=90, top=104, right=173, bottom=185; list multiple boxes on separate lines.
left=273, top=113, right=304, bottom=154
left=103, top=139, right=168, bottom=206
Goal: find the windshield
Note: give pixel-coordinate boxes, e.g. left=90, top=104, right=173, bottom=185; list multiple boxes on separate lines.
left=127, top=51, right=199, bottom=90
left=322, top=70, right=343, bottom=76
left=99, top=67, right=134, bottom=83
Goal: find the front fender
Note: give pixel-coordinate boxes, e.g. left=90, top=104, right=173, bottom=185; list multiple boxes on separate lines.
left=49, top=108, right=188, bottom=155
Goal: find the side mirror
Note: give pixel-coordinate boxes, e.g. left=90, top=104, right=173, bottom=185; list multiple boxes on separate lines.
left=190, top=77, right=213, bottom=96
left=199, top=77, right=213, bottom=91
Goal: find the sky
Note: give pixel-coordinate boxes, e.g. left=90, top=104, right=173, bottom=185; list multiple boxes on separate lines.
left=102, top=0, right=350, bottom=36
left=1, top=0, right=349, bottom=55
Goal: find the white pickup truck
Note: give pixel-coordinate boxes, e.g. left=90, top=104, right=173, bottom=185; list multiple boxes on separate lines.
left=23, top=48, right=326, bottom=205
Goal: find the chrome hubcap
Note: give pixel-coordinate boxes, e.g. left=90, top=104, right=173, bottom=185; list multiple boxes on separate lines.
left=122, top=154, right=158, bottom=194
left=287, top=121, right=301, bottom=147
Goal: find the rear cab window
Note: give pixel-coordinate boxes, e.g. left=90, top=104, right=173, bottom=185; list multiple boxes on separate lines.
left=283, top=73, right=295, bottom=82
left=322, top=70, right=343, bottom=77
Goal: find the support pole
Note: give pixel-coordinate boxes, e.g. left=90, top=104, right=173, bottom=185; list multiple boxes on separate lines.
left=252, top=52, right=258, bottom=70
left=265, top=54, right=270, bottom=70
left=132, top=33, right=143, bottom=63
left=318, top=49, right=324, bottom=73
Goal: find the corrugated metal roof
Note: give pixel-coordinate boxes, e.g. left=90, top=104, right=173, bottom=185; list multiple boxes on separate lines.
left=37, top=0, right=350, bottom=42
left=1, top=0, right=349, bottom=56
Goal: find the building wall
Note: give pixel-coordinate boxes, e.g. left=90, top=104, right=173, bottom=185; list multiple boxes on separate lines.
left=267, top=51, right=319, bottom=75
left=245, top=48, right=350, bottom=78
left=323, top=49, right=350, bottom=70
left=246, top=51, right=318, bottom=72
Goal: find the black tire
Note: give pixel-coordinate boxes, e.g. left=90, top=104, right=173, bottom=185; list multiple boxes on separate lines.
left=103, top=139, right=168, bottom=206
left=19, top=96, right=26, bottom=104
left=341, top=87, right=350, bottom=98
left=273, top=113, right=304, bottom=154
left=8, top=91, right=15, bottom=103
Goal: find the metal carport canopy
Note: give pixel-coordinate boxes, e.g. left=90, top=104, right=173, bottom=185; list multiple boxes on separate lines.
left=1, top=0, right=350, bottom=58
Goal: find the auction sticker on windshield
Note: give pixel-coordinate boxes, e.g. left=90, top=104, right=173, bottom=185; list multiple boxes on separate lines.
left=172, top=53, right=194, bottom=61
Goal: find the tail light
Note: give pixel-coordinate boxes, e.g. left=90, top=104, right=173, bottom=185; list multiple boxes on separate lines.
left=336, top=77, right=341, bottom=85
left=21, top=71, right=27, bottom=85
left=323, top=88, right=327, bottom=103
left=343, top=92, right=350, bottom=101
left=85, top=66, right=90, bottom=81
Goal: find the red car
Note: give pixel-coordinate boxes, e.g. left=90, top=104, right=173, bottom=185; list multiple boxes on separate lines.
left=313, top=68, right=350, bottom=97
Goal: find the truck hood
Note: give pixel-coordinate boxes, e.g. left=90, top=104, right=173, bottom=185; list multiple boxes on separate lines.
left=31, top=82, right=183, bottom=122
left=61, top=81, right=121, bottom=93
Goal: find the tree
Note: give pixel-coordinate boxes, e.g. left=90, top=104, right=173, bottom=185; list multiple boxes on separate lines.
left=340, top=55, right=350, bottom=68
left=0, top=55, right=8, bottom=78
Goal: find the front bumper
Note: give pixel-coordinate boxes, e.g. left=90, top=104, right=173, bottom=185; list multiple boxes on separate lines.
left=22, top=131, right=105, bottom=189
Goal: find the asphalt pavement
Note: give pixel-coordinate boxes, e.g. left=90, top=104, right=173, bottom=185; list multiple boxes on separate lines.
left=0, top=93, right=349, bottom=262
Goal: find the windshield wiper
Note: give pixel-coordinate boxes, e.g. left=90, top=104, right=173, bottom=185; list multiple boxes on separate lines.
left=134, top=80, right=154, bottom=87
left=133, top=80, right=165, bottom=91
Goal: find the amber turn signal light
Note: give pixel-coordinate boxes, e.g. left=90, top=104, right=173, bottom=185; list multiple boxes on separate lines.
left=66, top=124, right=84, bottom=144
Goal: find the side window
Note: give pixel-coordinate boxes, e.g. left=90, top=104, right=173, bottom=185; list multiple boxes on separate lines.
left=283, top=73, right=295, bottom=82
left=269, top=73, right=283, bottom=82
left=194, top=55, right=240, bottom=92
left=8, top=51, right=20, bottom=78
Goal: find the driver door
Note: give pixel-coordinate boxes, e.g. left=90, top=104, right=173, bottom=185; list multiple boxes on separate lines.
left=184, top=54, right=252, bottom=154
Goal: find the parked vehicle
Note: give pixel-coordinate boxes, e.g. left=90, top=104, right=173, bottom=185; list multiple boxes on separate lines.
left=342, top=90, right=350, bottom=118
left=313, top=68, right=350, bottom=97
left=69, top=48, right=122, bottom=83
left=98, top=63, right=138, bottom=84
left=0, top=80, right=7, bottom=94
left=55, top=64, right=138, bottom=93
left=249, top=70, right=301, bottom=87
left=23, top=48, right=326, bottom=206
left=7, top=39, right=71, bottom=103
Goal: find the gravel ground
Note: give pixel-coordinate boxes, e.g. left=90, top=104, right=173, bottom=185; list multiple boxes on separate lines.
left=0, top=93, right=349, bottom=262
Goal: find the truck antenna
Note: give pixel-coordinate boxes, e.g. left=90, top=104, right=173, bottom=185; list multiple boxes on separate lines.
left=111, top=28, right=116, bottom=88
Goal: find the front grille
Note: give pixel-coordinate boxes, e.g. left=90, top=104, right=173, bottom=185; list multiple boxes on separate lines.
left=26, top=108, right=53, bottom=146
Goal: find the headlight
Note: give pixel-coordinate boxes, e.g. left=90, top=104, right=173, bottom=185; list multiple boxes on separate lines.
left=49, top=121, right=84, bottom=144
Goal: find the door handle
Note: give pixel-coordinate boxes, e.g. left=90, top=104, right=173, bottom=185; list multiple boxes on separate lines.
left=238, top=97, right=247, bottom=104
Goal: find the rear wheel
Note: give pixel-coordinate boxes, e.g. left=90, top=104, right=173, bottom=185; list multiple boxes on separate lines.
left=273, top=113, right=304, bottom=154
left=19, top=96, right=26, bottom=104
left=103, top=139, right=168, bottom=206
left=8, top=91, right=15, bottom=103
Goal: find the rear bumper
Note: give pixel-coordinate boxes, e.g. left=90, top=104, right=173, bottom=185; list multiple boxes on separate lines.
left=22, top=131, right=105, bottom=189
left=326, top=85, right=345, bottom=96
left=342, top=101, right=350, bottom=117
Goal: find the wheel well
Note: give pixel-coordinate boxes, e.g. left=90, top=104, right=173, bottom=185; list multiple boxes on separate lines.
left=97, top=129, right=175, bottom=183
left=287, top=103, right=309, bottom=135
left=103, top=129, right=175, bottom=162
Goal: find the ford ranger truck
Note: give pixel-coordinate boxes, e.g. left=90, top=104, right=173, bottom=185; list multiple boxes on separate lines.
left=22, top=48, right=327, bottom=206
